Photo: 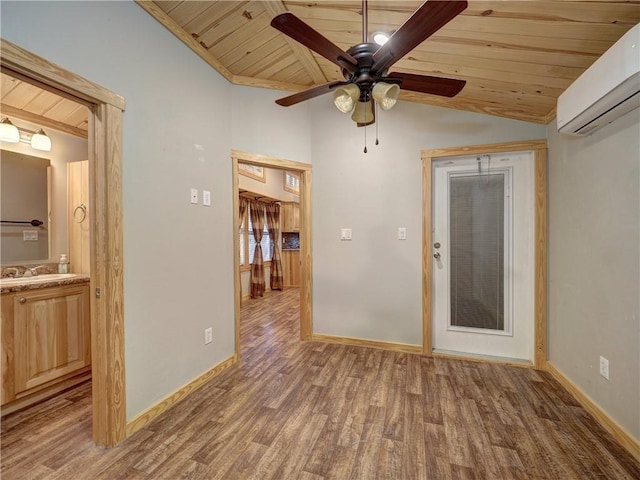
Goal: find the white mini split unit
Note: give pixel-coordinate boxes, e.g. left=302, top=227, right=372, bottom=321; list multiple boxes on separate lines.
left=557, top=22, right=640, bottom=135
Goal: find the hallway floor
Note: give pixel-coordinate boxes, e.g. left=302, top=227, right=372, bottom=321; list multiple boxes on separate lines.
left=2, top=287, right=639, bottom=479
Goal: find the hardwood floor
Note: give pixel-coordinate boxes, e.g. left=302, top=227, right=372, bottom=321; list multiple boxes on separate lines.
left=2, top=287, right=639, bottom=479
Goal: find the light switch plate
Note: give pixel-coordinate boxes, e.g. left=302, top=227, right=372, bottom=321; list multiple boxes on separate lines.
left=340, top=228, right=352, bottom=241
left=203, top=190, right=211, bottom=206
left=398, top=227, right=407, bottom=240
left=190, top=188, right=198, bottom=204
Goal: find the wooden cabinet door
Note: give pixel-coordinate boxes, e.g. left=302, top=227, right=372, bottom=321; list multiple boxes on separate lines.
left=13, top=285, right=91, bottom=395
left=282, top=203, right=300, bottom=232
left=282, top=250, right=301, bottom=287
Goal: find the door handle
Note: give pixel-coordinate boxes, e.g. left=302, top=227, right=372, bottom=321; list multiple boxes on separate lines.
left=433, top=252, right=441, bottom=260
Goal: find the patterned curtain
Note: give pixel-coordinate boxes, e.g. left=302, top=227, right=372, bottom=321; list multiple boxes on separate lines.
left=238, top=197, right=248, bottom=298
left=265, top=203, right=283, bottom=291
left=250, top=201, right=266, bottom=298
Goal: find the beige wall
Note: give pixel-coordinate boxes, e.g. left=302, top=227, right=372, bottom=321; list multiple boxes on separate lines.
left=547, top=110, right=640, bottom=441
left=310, top=97, right=547, bottom=345
left=1, top=1, right=311, bottom=419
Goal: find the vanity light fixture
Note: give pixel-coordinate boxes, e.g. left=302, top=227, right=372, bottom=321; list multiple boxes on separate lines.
left=0, top=117, right=53, bottom=151
left=30, top=129, right=52, bottom=152
left=0, top=117, right=20, bottom=143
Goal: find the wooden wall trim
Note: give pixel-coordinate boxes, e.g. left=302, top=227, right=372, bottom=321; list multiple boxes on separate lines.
left=0, top=39, right=125, bottom=110
left=423, top=140, right=548, bottom=159
left=232, top=157, right=241, bottom=357
left=90, top=103, right=126, bottom=446
left=299, top=169, right=312, bottom=341
left=126, top=354, right=239, bottom=437
left=231, top=149, right=312, bottom=171
left=1, top=39, right=127, bottom=448
left=312, top=334, right=423, bottom=355
left=421, top=140, right=548, bottom=366
left=545, top=362, right=640, bottom=462
left=422, top=155, right=433, bottom=355
left=534, top=148, right=548, bottom=368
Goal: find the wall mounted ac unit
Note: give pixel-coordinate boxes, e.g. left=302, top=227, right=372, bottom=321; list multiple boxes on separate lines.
left=557, top=23, right=639, bottom=136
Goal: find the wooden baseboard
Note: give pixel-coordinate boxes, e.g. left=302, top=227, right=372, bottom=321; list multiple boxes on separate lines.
left=125, top=354, right=238, bottom=437
left=545, top=361, right=640, bottom=462
left=312, top=333, right=422, bottom=354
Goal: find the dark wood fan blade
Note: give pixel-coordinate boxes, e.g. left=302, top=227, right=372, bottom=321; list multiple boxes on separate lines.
left=275, top=81, right=347, bottom=107
left=388, top=72, right=466, bottom=97
left=372, top=1, right=467, bottom=73
left=271, top=13, right=357, bottom=73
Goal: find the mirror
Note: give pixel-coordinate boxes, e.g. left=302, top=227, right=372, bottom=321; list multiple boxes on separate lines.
left=1, top=150, right=51, bottom=265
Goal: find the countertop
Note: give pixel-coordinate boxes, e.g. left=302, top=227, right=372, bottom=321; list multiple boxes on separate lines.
left=1, top=274, right=90, bottom=294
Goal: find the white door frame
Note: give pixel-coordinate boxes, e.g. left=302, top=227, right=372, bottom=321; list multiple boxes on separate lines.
left=422, top=140, right=548, bottom=368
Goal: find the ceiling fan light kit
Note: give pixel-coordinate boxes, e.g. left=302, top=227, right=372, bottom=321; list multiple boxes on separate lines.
left=333, top=84, right=360, bottom=113
left=270, top=0, right=468, bottom=131
left=351, top=100, right=375, bottom=126
left=372, top=82, right=400, bottom=111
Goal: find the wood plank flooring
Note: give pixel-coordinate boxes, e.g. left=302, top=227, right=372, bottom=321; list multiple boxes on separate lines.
left=2, top=287, right=639, bottom=479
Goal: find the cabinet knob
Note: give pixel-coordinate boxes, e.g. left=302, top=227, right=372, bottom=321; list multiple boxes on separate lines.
left=19, top=297, right=26, bottom=304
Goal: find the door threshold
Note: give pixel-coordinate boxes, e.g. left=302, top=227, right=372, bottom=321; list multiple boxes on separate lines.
left=432, top=349, right=534, bottom=368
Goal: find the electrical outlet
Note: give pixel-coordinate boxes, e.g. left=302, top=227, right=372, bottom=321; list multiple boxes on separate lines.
left=599, top=356, right=609, bottom=380
left=340, top=228, right=352, bottom=241
left=204, top=327, right=213, bottom=345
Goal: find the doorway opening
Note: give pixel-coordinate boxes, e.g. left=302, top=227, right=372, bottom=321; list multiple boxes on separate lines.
left=1, top=39, right=126, bottom=446
left=231, top=150, right=312, bottom=359
left=422, top=140, right=548, bottom=368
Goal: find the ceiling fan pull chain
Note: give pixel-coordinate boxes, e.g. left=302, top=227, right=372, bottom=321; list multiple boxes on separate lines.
left=364, top=123, right=368, bottom=153
left=375, top=102, right=380, bottom=146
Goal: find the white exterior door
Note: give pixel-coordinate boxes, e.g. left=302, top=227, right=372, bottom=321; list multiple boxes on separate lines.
left=432, top=152, right=535, bottom=362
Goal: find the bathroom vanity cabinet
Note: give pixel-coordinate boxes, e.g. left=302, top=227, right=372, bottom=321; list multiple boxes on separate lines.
left=1, top=283, right=91, bottom=414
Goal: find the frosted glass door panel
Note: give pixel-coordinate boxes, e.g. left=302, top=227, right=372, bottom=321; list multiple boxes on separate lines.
left=449, top=174, right=506, bottom=332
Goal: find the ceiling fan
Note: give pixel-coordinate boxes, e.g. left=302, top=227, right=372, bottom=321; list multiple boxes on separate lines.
left=270, top=0, right=468, bottom=126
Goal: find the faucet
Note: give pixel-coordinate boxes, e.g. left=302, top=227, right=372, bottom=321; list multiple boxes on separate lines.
left=4, top=267, right=21, bottom=278
left=25, top=265, right=46, bottom=277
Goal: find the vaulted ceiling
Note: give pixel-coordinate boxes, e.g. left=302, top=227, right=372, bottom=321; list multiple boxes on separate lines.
left=2, top=1, right=639, bottom=138
left=139, top=1, right=640, bottom=125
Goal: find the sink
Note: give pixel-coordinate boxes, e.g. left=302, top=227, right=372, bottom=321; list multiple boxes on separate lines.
left=1, top=273, right=79, bottom=286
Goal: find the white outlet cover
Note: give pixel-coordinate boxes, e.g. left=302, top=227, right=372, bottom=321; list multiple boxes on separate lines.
left=340, top=228, right=352, bottom=241
left=203, top=190, right=211, bottom=206
left=599, top=356, right=610, bottom=380
left=398, top=227, right=407, bottom=240
left=190, top=188, right=198, bottom=204
left=204, top=327, right=213, bottom=345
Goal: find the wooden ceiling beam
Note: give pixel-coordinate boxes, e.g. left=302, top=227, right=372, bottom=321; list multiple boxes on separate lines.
left=263, top=1, right=328, bottom=85
left=0, top=103, right=88, bottom=139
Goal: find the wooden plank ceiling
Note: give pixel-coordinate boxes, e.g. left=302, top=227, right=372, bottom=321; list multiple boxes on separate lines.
left=139, top=0, right=640, bottom=124
left=1, top=72, right=89, bottom=139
